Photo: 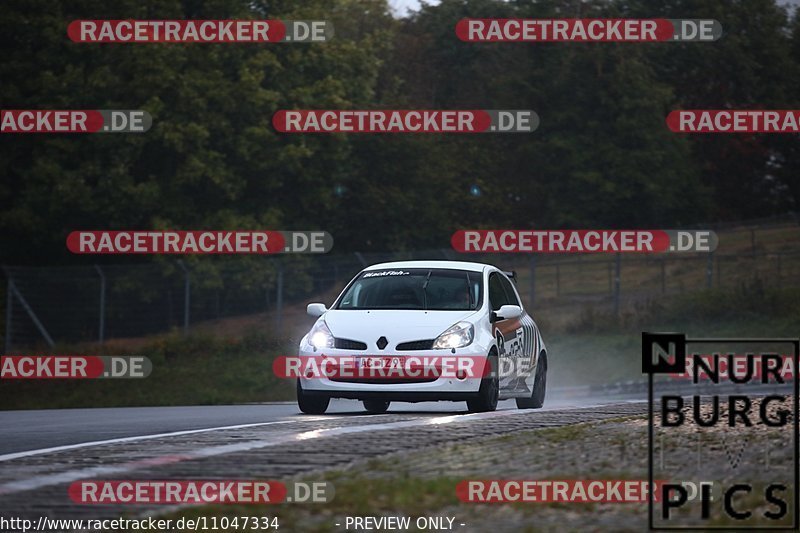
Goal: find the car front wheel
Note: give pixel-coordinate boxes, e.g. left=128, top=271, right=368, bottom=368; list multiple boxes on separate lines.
left=296, top=380, right=330, bottom=414
left=467, top=354, right=499, bottom=413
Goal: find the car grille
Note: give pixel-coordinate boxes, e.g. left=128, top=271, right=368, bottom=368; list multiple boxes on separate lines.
left=395, top=339, right=435, bottom=351
left=334, top=338, right=368, bottom=350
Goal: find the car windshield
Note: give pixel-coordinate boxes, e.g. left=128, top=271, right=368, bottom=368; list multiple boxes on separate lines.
left=336, top=268, right=482, bottom=310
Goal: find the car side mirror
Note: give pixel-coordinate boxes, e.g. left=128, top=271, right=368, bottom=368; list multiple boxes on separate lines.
left=494, top=304, right=522, bottom=321
left=307, top=303, right=328, bottom=317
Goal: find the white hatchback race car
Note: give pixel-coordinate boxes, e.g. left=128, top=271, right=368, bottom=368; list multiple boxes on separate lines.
left=296, top=261, right=547, bottom=414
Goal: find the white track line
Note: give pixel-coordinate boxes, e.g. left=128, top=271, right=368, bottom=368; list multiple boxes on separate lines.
left=0, top=420, right=297, bottom=463
left=0, top=401, right=637, bottom=464
left=0, top=409, right=522, bottom=495
left=0, top=404, right=644, bottom=496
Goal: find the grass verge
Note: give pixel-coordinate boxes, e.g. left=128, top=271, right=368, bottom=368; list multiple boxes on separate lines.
left=0, top=329, right=294, bottom=410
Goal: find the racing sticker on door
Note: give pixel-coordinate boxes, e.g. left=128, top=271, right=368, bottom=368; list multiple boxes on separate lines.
left=493, top=314, right=537, bottom=389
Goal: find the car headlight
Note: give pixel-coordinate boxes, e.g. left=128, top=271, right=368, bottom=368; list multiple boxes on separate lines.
left=308, top=320, right=335, bottom=350
left=432, top=321, right=474, bottom=349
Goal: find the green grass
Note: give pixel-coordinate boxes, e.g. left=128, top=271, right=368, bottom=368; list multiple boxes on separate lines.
left=547, top=282, right=800, bottom=387
left=0, top=329, right=295, bottom=410
left=640, top=282, right=800, bottom=337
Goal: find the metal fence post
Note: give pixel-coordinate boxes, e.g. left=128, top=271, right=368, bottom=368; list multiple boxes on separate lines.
left=2, top=270, right=54, bottom=348
left=177, top=261, right=190, bottom=336
left=275, top=261, right=284, bottom=333
left=94, top=265, right=106, bottom=344
left=5, top=272, right=12, bottom=353
left=613, top=253, right=621, bottom=316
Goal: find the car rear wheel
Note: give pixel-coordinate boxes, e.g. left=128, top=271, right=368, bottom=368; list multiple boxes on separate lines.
left=296, top=380, right=330, bottom=414
left=467, top=354, right=499, bottom=413
left=363, top=400, right=390, bottom=414
left=516, top=352, right=547, bottom=409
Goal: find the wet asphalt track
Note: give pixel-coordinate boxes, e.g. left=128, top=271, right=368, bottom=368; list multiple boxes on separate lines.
left=0, top=394, right=641, bottom=456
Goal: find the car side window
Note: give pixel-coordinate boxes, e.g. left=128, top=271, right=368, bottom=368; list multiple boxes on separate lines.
left=499, top=275, right=521, bottom=307
left=488, top=273, right=508, bottom=311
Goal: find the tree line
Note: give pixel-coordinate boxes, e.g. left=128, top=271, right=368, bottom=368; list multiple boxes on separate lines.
left=1, top=0, right=798, bottom=262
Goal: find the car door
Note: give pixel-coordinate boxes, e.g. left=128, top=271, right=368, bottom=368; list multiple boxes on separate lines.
left=488, top=272, right=520, bottom=394
left=498, top=274, right=534, bottom=392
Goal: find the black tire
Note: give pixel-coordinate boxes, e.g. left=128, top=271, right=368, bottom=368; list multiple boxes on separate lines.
left=517, top=352, right=547, bottom=409
left=296, top=380, right=330, bottom=414
left=363, top=400, right=390, bottom=414
left=467, top=354, right=499, bottom=413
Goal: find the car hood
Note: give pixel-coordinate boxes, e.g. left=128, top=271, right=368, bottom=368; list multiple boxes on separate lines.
left=322, top=309, right=479, bottom=346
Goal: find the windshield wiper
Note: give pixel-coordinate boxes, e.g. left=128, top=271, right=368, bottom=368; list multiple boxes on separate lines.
left=422, top=270, right=432, bottom=310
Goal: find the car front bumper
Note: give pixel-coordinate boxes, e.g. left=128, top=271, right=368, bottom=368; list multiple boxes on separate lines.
left=297, top=342, right=488, bottom=400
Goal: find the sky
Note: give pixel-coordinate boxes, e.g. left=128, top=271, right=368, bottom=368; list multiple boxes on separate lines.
left=389, top=0, right=439, bottom=17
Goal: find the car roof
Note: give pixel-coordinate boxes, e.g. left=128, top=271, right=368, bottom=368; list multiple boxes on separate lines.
left=363, top=260, right=493, bottom=273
